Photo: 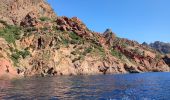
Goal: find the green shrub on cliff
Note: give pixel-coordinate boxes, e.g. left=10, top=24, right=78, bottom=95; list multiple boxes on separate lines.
left=39, top=17, right=51, bottom=22
left=11, top=53, right=20, bottom=66
left=93, top=44, right=104, bottom=53
left=11, top=49, right=30, bottom=66
left=69, top=32, right=83, bottom=44
left=0, top=25, right=22, bottom=44
left=83, top=47, right=93, bottom=55
left=25, top=27, right=37, bottom=33
left=111, top=49, right=123, bottom=59
left=61, top=37, right=69, bottom=46
left=155, top=54, right=162, bottom=61
left=133, top=48, right=144, bottom=56
left=19, top=50, right=30, bottom=59
left=69, top=32, right=81, bottom=40
left=91, top=44, right=106, bottom=59
left=40, top=27, right=48, bottom=31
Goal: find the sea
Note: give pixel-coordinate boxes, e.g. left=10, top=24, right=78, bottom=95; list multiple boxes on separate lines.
left=0, top=72, right=170, bottom=100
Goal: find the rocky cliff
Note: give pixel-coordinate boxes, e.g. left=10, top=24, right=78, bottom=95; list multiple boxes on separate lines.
left=149, top=41, right=170, bottom=54
left=0, top=0, right=169, bottom=78
left=0, top=0, right=56, bottom=25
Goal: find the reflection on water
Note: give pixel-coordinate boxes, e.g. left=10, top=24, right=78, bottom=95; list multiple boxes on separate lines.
left=1, top=72, right=170, bottom=100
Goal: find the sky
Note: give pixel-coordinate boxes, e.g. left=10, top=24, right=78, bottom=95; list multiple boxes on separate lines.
left=47, top=0, right=170, bottom=43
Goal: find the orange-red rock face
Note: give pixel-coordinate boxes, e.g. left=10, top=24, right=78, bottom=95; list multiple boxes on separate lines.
left=56, top=16, right=93, bottom=38
left=0, top=59, right=19, bottom=79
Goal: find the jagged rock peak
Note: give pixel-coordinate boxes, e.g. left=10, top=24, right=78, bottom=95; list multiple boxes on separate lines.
left=103, top=28, right=112, bottom=34
left=103, top=28, right=116, bottom=46
left=0, top=0, right=56, bottom=25
left=142, top=42, right=148, bottom=46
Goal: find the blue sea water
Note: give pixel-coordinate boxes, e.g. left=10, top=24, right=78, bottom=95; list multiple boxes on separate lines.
left=0, top=72, right=170, bottom=100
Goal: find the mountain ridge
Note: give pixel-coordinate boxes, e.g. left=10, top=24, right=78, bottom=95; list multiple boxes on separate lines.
left=148, top=41, right=170, bottom=54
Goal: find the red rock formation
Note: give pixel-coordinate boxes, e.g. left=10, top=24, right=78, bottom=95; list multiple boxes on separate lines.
left=56, top=16, right=92, bottom=38
left=0, top=59, right=19, bottom=79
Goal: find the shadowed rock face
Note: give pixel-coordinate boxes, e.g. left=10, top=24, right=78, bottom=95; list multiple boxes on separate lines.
left=149, top=41, right=170, bottom=54
left=0, top=0, right=169, bottom=78
left=163, top=55, right=170, bottom=66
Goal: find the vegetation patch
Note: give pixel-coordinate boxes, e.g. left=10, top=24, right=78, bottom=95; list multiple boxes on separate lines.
left=69, top=32, right=83, bottom=44
left=40, top=27, right=48, bottom=31
left=82, top=47, right=93, bottom=55
left=93, top=44, right=104, bottom=52
left=155, top=54, right=162, bottom=61
left=39, top=17, right=51, bottom=22
left=111, top=49, right=123, bottom=59
left=133, top=48, right=144, bottom=57
left=91, top=44, right=106, bottom=59
left=61, top=37, right=69, bottom=46
left=42, top=50, right=51, bottom=61
left=11, top=49, right=30, bottom=66
left=25, top=27, right=37, bottom=33
left=0, top=25, right=22, bottom=44
left=72, top=56, right=82, bottom=63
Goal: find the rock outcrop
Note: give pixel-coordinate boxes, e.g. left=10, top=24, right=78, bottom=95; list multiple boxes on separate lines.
left=149, top=41, right=170, bottom=54
left=103, top=29, right=116, bottom=46
left=0, top=0, right=56, bottom=25
left=163, top=54, right=170, bottom=66
left=0, top=0, right=169, bottom=78
left=0, top=38, right=20, bottom=79
left=56, top=16, right=93, bottom=38
left=0, top=59, right=19, bottom=79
